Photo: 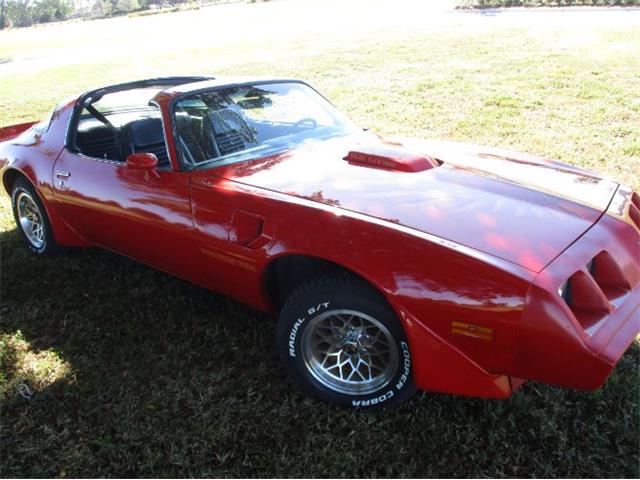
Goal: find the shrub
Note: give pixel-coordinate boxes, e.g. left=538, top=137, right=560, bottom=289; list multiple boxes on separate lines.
left=457, top=0, right=640, bottom=7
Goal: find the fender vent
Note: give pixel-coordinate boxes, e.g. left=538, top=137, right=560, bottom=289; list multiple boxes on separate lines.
left=560, top=251, right=631, bottom=332
left=590, top=251, right=631, bottom=301
left=562, top=270, right=610, bottom=330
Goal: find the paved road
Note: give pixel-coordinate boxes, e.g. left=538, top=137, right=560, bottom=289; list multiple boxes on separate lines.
left=0, top=0, right=638, bottom=76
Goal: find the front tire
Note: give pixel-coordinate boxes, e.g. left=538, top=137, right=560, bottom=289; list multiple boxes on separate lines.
left=11, top=178, right=60, bottom=255
left=276, top=274, right=416, bottom=409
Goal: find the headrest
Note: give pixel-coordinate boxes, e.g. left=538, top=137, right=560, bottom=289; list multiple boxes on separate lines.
left=126, top=118, right=164, bottom=147
left=208, top=108, right=247, bottom=135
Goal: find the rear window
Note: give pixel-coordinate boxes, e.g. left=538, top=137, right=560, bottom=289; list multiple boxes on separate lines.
left=91, top=87, right=163, bottom=114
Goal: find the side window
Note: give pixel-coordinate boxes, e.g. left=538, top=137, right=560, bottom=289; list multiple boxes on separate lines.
left=120, top=114, right=170, bottom=168
left=73, top=90, right=170, bottom=169
left=74, top=108, right=121, bottom=161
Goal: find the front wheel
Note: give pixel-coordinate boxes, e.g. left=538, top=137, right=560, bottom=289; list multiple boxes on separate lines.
left=276, top=274, right=416, bottom=408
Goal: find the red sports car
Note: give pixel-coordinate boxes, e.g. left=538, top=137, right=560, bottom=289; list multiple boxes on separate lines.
left=1, top=77, right=638, bottom=408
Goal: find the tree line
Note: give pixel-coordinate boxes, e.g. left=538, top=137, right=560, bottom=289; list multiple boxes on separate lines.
left=0, top=0, right=199, bottom=28
left=3, top=0, right=636, bottom=29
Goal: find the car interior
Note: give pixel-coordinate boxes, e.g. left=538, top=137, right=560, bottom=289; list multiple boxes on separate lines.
left=72, top=81, right=337, bottom=170
left=174, top=107, right=266, bottom=164
left=173, top=105, right=321, bottom=165
left=75, top=106, right=321, bottom=169
left=75, top=108, right=171, bottom=168
left=75, top=107, right=269, bottom=167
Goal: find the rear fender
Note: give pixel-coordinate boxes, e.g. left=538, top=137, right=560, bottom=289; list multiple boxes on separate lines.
left=3, top=166, right=90, bottom=248
left=0, top=122, right=37, bottom=143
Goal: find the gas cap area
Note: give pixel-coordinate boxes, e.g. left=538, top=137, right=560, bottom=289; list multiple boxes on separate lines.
left=229, top=210, right=273, bottom=248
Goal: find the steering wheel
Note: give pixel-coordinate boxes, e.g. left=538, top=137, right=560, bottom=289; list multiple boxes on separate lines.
left=293, top=117, right=317, bottom=130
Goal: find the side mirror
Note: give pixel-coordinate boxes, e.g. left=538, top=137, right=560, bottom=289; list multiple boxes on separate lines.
left=126, top=152, right=158, bottom=170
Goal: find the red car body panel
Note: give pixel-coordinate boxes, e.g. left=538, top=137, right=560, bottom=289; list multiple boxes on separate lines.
left=0, top=121, right=38, bottom=142
left=215, top=135, right=618, bottom=272
left=1, top=79, right=638, bottom=399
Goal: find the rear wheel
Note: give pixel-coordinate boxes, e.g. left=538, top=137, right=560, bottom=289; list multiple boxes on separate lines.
left=277, top=274, right=416, bottom=408
left=11, top=178, right=60, bottom=255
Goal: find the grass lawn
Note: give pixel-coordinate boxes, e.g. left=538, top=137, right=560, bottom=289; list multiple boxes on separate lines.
left=1, top=1, right=639, bottom=477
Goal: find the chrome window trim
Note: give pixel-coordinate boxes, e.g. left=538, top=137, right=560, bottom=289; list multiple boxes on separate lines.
left=65, top=150, right=172, bottom=172
left=66, top=150, right=123, bottom=166
left=149, top=99, right=174, bottom=171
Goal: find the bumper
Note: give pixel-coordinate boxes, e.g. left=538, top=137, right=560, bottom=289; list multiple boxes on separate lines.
left=573, top=287, right=639, bottom=390
left=397, top=185, right=638, bottom=399
left=513, top=185, right=640, bottom=390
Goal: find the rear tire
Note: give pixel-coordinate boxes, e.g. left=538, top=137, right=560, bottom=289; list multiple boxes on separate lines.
left=11, top=178, right=60, bottom=256
left=276, top=274, right=416, bottom=409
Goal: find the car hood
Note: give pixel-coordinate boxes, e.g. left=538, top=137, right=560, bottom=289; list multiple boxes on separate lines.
left=212, top=134, right=618, bottom=272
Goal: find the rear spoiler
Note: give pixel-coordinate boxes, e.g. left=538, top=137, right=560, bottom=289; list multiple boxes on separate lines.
left=0, top=121, right=37, bottom=143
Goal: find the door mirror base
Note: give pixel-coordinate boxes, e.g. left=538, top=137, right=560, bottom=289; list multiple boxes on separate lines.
left=126, top=152, right=158, bottom=170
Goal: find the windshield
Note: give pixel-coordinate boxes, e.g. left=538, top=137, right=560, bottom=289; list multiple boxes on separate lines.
left=173, top=82, right=358, bottom=168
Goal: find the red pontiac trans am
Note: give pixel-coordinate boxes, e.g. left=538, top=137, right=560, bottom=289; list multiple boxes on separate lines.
left=1, top=76, right=638, bottom=408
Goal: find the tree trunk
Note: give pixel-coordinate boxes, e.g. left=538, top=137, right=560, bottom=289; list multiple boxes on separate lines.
left=0, top=0, right=6, bottom=29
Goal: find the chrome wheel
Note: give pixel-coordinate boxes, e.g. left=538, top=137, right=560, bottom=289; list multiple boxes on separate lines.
left=300, top=309, right=399, bottom=395
left=16, top=191, right=45, bottom=249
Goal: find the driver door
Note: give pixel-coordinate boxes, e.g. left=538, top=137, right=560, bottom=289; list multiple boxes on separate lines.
left=52, top=148, right=198, bottom=281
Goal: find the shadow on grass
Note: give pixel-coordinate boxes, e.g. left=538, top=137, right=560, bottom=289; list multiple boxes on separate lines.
left=1, top=225, right=639, bottom=477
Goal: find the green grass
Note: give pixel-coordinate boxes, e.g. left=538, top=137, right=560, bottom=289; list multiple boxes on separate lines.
left=1, top=2, right=639, bottom=477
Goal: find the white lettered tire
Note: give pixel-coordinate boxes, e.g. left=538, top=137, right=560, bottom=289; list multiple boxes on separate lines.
left=276, top=274, right=416, bottom=408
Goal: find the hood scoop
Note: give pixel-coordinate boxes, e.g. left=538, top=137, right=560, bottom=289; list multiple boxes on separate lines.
left=343, top=144, right=440, bottom=173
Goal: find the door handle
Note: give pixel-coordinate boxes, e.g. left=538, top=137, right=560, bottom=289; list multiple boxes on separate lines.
left=56, top=170, right=71, bottom=179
